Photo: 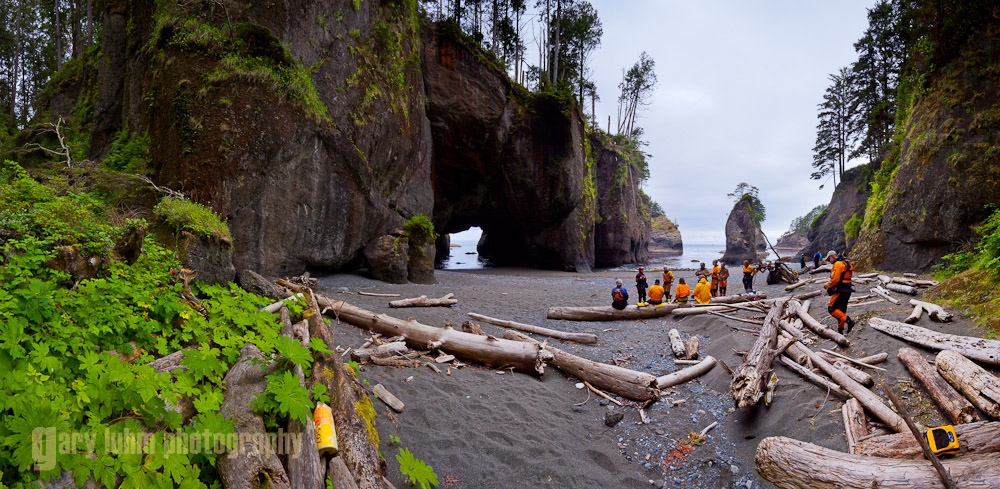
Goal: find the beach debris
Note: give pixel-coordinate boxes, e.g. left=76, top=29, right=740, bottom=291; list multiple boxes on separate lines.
left=792, top=299, right=850, bottom=347
left=936, top=350, right=1000, bottom=418
left=764, top=372, right=779, bottom=406
left=584, top=380, right=624, bottom=407
left=731, top=298, right=793, bottom=408
left=668, top=329, right=686, bottom=358
left=869, top=317, right=1000, bottom=365
left=369, top=356, right=421, bottom=368
left=425, top=362, right=441, bottom=374
left=547, top=303, right=678, bottom=321
left=673, top=359, right=701, bottom=365
left=685, top=336, right=700, bottom=360
left=351, top=342, right=408, bottom=363
left=842, top=398, right=868, bottom=455
left=435, top=354, right=456, bottom=363
left=446, top=368, right=451, bottom=376
left=905, top=303, right=925, bottom=324
left=460, top=320, right=486, bottom=336
left=358, top=290, right=401, bottom=297
left=699, top=421, right=719, bottom=437
left=389, top=293, right=458, bottom=308
left=870, top=285, right=901, bottom=304
left=468, top=312, right=598, bottom=344
left=832, top=360, right=874, bottom=387
left=897, top=348, right=978, bottom=425
left=883, top=382, right=960, bottom=489
left=327, top=457, right=359, bottom=489
left=909, top=299, right=954, bottom=322
left=885, top=283, right=918, bottom=295
left=778, top=354, right=849, bottom=398
left=372, top=384, right=405, bottom=413
left=656, top=357, right=717, bottom=390
left=856, top=420, right=1000, bottom=459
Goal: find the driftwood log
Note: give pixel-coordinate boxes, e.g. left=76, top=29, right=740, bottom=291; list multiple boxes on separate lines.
left=466, top=312, right=598, bottom=344
left=842, top=398, right=868, bottom=454
left=809, top=264, right=833, bottom=275
left=833, top=360, right=874, bottom=387
left=218, top=344, right=292, bottom=489
left=794, top=301, right=850, bottom=347
left=546, top=303, right=678, bottom=321
left=755, top=436, right=1000, bottom=489
left=871, top=286, right=901, bottom=305
left=905, top=304, right=925, bottom=324
left=327, top=457, right=360, bottom=489
left=898, top=347, right=979, bottom=424
left=668, top=329, right=686, bottom=358
left=655, top=356, right=717, bottom=389
left=710, top=292, right=767, bottom=304
left=503, top=329, right=659, bottom=401
left=280, top=320, right=324, bottom=489
left=778, top=355, right=849, bottom=398
left=869, top=317, right=1000, bottom=365
left=936, top=349, right=1000, bottom=418
left=388, top=293, right=457, bottom=308
left=318, top=296, right=551, bottom=374
left=910, top=299, right=954, bottom=322
left=730, top=299, right=790, bottom=408
left=685, top=336, right=700, bottom=360
left=882, top=382, right=959, bottom=489
left=351, top=342, right=408, bottom=363
left=885, top=283, right=918, bottom=296
left=855, top=421, right=1000, bottom=458
left=372, top=384, right=405, bottom=413
left=358, top=291, right=401, bottom=297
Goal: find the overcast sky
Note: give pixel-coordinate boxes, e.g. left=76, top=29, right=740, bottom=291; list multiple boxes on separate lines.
left=588, top=0, right=874, bottom=243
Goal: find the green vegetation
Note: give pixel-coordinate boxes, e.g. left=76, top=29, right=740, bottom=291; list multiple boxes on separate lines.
left=728, top=182, right=766, bottom=226
left=102, top=129, right=151, bottom=173
left=153, top=197, right=232, bottom=242
left=403, top=214, right=436, bottom=247
left=843, top=212, right=862, bottom=242
left=786, top=204, right=827, bottom=236
left=207, top=53, right=329, bottom=122
left=396, top=448, right=439, bottom=489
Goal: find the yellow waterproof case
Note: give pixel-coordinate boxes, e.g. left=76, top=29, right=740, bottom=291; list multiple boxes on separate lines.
left=926, top=425, right=959, bottom=456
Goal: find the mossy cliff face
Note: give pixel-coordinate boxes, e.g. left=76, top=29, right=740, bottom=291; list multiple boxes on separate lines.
left=591, top=132, right=651, bottom=267
left=853, top=30, right=1000, bottom=272
left=88, top=0, right=433, bottom=275
left=422, top=23, right=595, bottom=271
left=799, top=163, right=875, bottom=258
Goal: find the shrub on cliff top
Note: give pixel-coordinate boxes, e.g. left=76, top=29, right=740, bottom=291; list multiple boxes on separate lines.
left=403, top=215, right=437, bottom=247
left=153, top=197, right=232, bottom=242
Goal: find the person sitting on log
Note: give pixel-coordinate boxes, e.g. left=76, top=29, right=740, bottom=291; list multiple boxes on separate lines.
left=635, top=266, right=649, bottom=305
left=611, top=279, right=629, bottom=310
left=710, top=260, right=721, bottom=297
left=742, top=260, right=757, bottom=293
left=693, top=277, right=712, bottom=304
left=824, top=250, right=856, bottom=334
left=647, top=279, right=665, bottom=306
left=662, top=267, right=674, bottom=300
left=674, top=278, right=691, bottom=304
left=719, top=262, right=729, bottom=296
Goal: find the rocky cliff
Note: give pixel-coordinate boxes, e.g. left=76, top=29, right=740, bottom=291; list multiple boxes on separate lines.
left=42, top=0, right=649, bottom=278
left=722, top=197, right=766, bottom=264
left=591, top=132, right=651, bottom=267
left=853, top=27, right=1000, bottom=272
left=649, top=215, right=682, bottom=255
left=798, top=163, right=875, bottom=258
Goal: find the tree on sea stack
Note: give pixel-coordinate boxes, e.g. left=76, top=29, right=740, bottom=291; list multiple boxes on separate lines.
left=722, top=183, right=767, bottom=264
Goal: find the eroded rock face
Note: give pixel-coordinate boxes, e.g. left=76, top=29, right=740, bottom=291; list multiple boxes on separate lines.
left=649, top=216, right=683, bottom=256
left=722, top=198, right=766, bottom=264
left=363, top=235, right=409, bottom=285
left=176, top=232, right=236, bottom=286
left=799, top=164, right=874, bottom=259
left=592, top=134, right=651, bottom=267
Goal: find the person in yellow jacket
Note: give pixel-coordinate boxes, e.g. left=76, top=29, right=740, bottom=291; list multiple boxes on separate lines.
left=710, top=260, right=721, bottom=297
left=662, top=268, right=674, bottom=300
left=647, top=279, right=665, bottom=305
left=824, top=250, right=856, bottom=334
left=674, top=278, right=691, bottom=304
left=693, top=277, right=712, bottom=304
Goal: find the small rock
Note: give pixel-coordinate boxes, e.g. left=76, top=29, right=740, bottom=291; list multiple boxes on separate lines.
left=604, top=409, right=624, bottom=427
left=697, top=409, right=706, bottom=415
left=575, top=382, right=585, bottom=389
left=745, top=481, right=753, bottom=489
left=572, top=406, right=583, bottom=413
left=730, top=464, right=739, bottom=476
left=655, top=429, right=665, bottom=435
left=598, top=399, right=610, bottom=406
left=648, top=479, right=656, bottom=485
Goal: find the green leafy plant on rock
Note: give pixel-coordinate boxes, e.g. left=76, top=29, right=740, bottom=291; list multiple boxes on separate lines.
left=403, top=215, right=437, bottom=247
left=153, top=197, right=232, bottom=242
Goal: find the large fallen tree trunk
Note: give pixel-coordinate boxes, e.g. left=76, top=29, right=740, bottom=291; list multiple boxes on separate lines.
left=503, top=329, right=658, bottom=401
left=842, top=398, right=868, bottom=454
left=869, top=317, right=1000, bottom=365
left=388, top=293, right=457, bottom=308
left=218, top=344, right=292, bottom=489
left=833, top=360, right=874, bottom=387
left=793, top=300, right=850, bottom=347
left=731, top=299, right=791, bottom=408
left=318, top=296, right=551, bottom=374
left=755, top=436, right=1000, bottom=489
left=898, top=347, right=979, bottom=425
left=710, top=292, right=767, bottom=304
left=855, top=421, right=1000, bottom=459
left=936, top=349, right=1000, bottom=418
left=656, top=356, right=717, bottom=389
left=466, top=312, right=598, bottom=344
left=546, top=303, right=678, bottom=321
left=885, top=283, right=918, bottom=295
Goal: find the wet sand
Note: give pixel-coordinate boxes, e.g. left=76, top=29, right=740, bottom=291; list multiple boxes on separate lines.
left=315, top=266, right=989, bottom=489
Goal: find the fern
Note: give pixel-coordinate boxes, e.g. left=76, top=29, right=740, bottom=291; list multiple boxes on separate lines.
left=396, top=448, right=439, bottom=489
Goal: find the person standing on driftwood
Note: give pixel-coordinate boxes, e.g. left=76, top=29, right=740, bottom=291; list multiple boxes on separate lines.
left=635, top=266, right=649, bottom=305
left=742, top=260, right=757, bottom=293
left=675, top=278, right=691, bottom=305
left=824, top=250, right=857, bottom=334
left=662, top=267, right=674, bottom=301
left=719, top=262, right=730, bottom=296
left=611, top=279, right=629, bottom=310
left=710, top=260, right=721, bottom=297
left=648, top=279, right=665, bottom=305
left=694, top=277, right=712, bottom=304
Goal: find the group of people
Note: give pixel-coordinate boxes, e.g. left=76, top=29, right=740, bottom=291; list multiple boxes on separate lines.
left=610, top=249, right=857, bottom=335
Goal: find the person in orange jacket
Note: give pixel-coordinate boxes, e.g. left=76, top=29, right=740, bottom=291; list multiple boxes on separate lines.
left=693, top=277, right=712, bottom=304
left=647, top=279, right=665, bottom=305
left=824, top=250, right=856, bottom=334
left=710, top=260, right=721, bottom=297
left=662, top=268, right=674, bottom=300
left=742, top=260, right=757, bottom=293
left=674, top=278, right=691, bottom=304
left=719, top=262, right=730, bottom=296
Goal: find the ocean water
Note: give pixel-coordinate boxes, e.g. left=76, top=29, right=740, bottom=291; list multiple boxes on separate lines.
left=438, top=239, right=486, bottom=270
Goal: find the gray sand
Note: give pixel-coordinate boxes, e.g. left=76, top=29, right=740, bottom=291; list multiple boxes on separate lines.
left=316, top=266, right=989, bottom=489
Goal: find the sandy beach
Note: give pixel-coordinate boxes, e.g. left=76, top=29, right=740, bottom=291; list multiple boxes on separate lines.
left=315, top=266, right=988, bottom=489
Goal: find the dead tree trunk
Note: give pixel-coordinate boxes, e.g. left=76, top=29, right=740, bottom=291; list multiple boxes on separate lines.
left=655, top=356, right=716, bottom=389
left=668, top=329, right=686, bottom=358
left=467, top=312, right=598, bottom=344
left=869, top=317, right=1000, bottom=365
left=855, top=421, right=1000, bottom=459
left=794, top=301, right=850, bottom=347
left=778, top=355, right=849, bottom=398
left=318, top=296, right=550, bottom=374
left=546, top=303, right=678, bottom=321
left=755, top=436, right=1000, bottom=489
left=898, top=347, right=979, bottom=425
left=910, top=299, right=953, bottom=322
left=833, top=361, right=874, bottom=387
left=885, top=283, right=917, bottom=295
left=936, top=349, right=1000, bottom=419
left=685, top=336, right=700, bottom=360
left=842, top=398, right=868, bottom=454
left=905, top=304, right=924, bottom=324
left=503, top=330, right=659, bottom=401
left=388, top=293, right=457, bottom=308
left=731, top=299, right=790, bottom=408
left=218, top=344, right=292, bottom=489
left=710, top=292, right=767, bottom=303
